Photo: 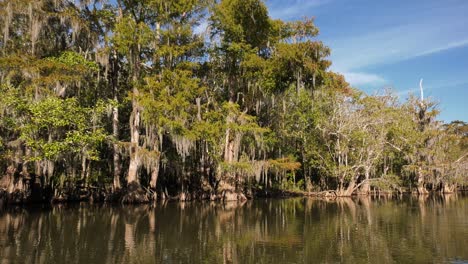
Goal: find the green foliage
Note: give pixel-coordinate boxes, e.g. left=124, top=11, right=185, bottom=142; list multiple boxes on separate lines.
left=210, top=0, right=271, bottom=49
left=113, top=16, right=153, bottom=56
left=277, top=174, right=304, bottom=192
left=20, top=97, right=108, bottom=160
left=0, top=0, right=465, bottom=198
left=269, top=157, right=301, bottom=172
left=48, top=51, right=99, bottom=73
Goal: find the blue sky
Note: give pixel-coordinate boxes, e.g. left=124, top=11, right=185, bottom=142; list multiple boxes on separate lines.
left=266, top=0, right=468, bottom=122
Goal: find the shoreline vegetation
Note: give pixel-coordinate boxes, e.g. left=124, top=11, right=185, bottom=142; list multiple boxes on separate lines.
left=0, top=0, right=467, bottom=205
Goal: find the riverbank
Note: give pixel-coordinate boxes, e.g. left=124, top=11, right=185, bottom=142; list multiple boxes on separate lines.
left=1, top=184, right=466, bottom=207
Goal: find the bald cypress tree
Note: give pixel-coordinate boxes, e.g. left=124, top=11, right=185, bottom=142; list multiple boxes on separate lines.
left=0, top=0, right=466, bottom=203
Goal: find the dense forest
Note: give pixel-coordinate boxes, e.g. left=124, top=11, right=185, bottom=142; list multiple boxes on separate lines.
left=0, top=0, right=466, bottom=204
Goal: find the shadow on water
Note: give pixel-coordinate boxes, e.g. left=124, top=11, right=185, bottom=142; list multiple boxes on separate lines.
left=0, top=195, right=467, bottom=263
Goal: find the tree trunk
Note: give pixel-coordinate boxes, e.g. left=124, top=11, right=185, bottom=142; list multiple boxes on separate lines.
left=112, top=104, right=121, bottom=190
left=344, top=180, right=356, bottom=196
left=223, top=124, right=234, bottom=163
left=2, top=164, right=28, bottom=203
left=46, top=160, right=54, bottom=185
left=127, top=96, right=140, bottom=184
left=121, top=92, right=150, bottom=203
left=126, top=42, right=142, bottom=186
left=149, top=161, right=160, bottom=190
left=416, top=167, right=428, bottom=194
left=219, top=109, right=239, bottom=200
left=45, top=133, right=54, bottom=185
left=4, top=165, right=16, bottom=194
left=359, top=168, right=371, bottom=195
left=336, top=176, right=356, bottom=197
left=442, top=183, right=456, bottom=194
left=81, top=155, right=87, bottom=182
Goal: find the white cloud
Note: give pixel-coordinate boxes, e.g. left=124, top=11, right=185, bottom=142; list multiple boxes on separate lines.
left=341, top=71, right=386, bottom=86
left=266, top=0, right=468, bottom=98
left=395, top=80, right=468, bottom=99
left=413, top=39, right=468, bottom=58
left=328, top=22, right=468, bottom=71
left=267, top=1, right=468, bottom=72
left=268, top=0, right=332, bottom=19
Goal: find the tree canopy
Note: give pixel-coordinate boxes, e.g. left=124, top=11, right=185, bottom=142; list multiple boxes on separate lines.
left=0, top=0, right=466, bottom=203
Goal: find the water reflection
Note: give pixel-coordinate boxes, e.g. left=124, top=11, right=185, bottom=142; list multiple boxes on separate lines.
left=0, top=195, right=467, bottom=263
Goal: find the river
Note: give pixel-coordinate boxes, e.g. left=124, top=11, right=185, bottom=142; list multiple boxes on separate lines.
left=0, top=195, right=467, bottom=263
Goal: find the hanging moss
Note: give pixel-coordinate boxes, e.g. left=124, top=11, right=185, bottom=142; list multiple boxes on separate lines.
left=0, top=0, right=466, bottom=204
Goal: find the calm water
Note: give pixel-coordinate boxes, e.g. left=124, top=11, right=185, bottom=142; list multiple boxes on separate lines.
left=0, top=195, right=467, bottom=264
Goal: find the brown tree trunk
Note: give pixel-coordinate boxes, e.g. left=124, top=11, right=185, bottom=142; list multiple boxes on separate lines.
left=219, top=109, right=239, bottom=200
left=127, top=98, right=140, bottom=184
left=336, top=175, right=357, bottom=197
left=417, top=167, right=428, bottom=194
left=442, top=183, right=456, bottom=194
left=344, top=180, right=356, bottom=196
left=149, top=161, right=160, bottom=190
left=4, top=165, right=16, bottom=194
left=46, top=160, right=54, bottom=185
left=45, top=133, right=54, bottom=185
left=112, top=104, right=121, bottom=190
left=121, top=83, right=149, bottom=203
left=223, top=119, right=234, bottom=163
left=81, top=155, right=87, bottom=182
left=127, top=44, right=142, bottom=186
left=359, top=168, right=371, bottom=195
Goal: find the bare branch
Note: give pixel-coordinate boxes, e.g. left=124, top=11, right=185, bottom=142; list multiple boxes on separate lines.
left=419, top=78, right=424, bottom=102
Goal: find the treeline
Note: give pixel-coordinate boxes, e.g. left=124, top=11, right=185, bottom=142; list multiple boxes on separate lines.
left=0, top=0, right=466, bottom=203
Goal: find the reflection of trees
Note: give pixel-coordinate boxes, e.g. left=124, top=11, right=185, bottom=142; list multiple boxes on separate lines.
left=0, top=204, right=151, bottom=263
left=0, top=196, right=466, bottom=263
